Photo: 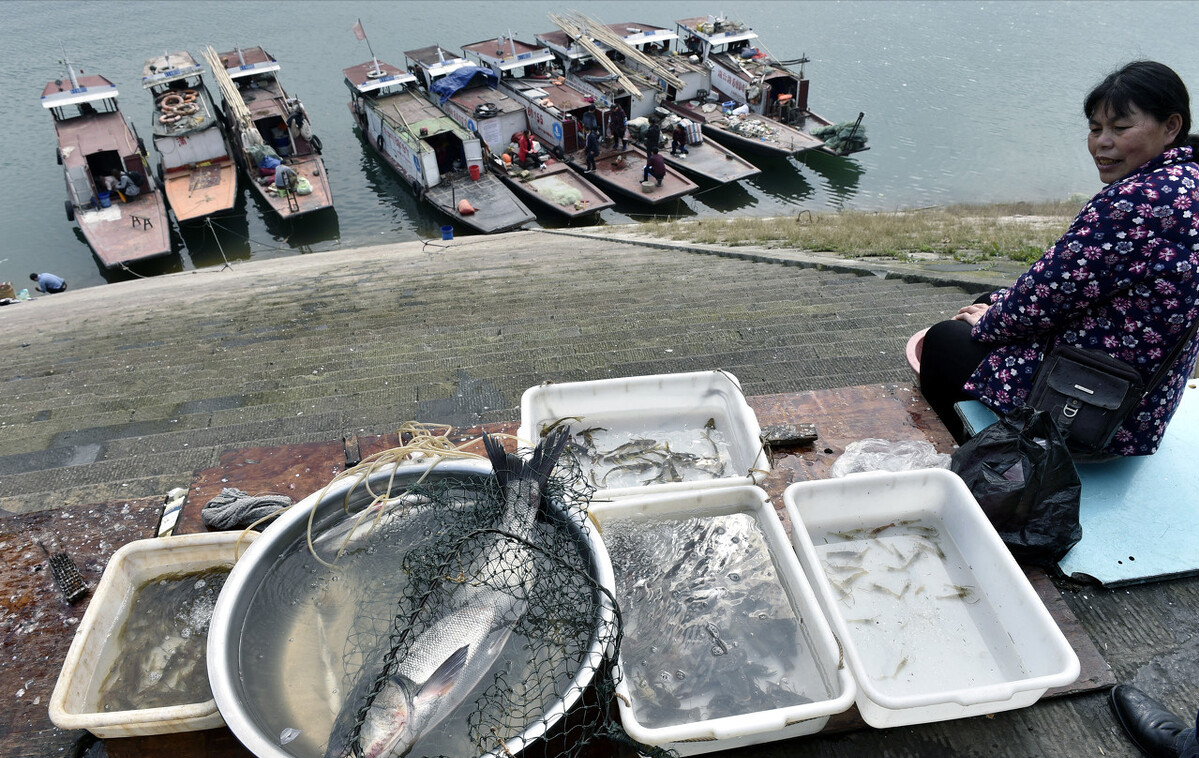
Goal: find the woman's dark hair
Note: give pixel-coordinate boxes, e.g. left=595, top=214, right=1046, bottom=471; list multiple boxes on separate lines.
left=1085, top=60, right=1199, bottom=149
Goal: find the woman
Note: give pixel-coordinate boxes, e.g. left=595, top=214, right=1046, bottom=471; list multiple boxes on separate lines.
left=920, top=61, right=1199, bottom=455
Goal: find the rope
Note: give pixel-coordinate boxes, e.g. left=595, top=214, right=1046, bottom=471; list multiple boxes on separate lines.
left=205, top=217, right=233, bottom=270
left=202, top=487, right=293, bottom=531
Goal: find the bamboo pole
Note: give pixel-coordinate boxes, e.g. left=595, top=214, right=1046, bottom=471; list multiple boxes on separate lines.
left=571, top=13, right=686, bottom=90
left=547, top=12, right=643, bottom=100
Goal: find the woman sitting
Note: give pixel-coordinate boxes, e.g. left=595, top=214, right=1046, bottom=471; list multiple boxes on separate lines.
left=919, top=60, right=1199, bottom=456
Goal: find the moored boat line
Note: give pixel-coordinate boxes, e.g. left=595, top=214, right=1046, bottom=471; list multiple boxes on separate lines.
left=41, top=54, right=171, bottom=269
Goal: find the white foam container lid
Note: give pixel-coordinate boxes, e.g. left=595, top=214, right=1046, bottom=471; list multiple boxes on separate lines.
left=518, top=370, right=769, bottom=499
left=49, top=531, right=256, bottom=738
left=784, top=469, right=1080, bottom=728
left=592, top=485, right=855, bottom=755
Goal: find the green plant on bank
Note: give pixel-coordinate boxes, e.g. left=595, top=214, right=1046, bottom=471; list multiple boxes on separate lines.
left=642, top=200, right=1084, bottom=263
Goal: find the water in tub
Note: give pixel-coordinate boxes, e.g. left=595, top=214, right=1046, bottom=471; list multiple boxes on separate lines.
left=814, top=515, right=1031, bottom=694
left=236, top=490, right=589, bottom=758
left=544, top=410, right=740, bottom=490
left=602, top=510, right=833, bottom=728
left=93, top=567, right=230, bottom=711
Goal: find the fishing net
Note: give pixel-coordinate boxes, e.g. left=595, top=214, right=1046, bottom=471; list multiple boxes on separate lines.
left=317, top=428, right=671, bottom=758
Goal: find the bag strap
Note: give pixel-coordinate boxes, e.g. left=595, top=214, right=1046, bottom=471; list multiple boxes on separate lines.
left=1141, top=317, right=1199, bottom=399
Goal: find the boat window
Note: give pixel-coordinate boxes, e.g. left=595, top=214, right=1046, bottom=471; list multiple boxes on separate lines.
left=425, top=131, right=464, bottom=174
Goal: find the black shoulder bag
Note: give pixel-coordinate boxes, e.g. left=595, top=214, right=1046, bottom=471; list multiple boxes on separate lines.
left=1028, top=319, right=1199, bottom=453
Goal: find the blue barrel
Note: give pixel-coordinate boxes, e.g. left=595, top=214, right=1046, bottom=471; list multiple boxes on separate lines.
left=97, top=192, right=111, bottom=208
left=440, top=225, right=454, bottom=241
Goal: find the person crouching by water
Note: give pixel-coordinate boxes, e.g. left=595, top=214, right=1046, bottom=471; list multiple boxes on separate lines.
left=918, top=60, right=1199, bottom=456
left=30, top=272, right=67, bottom=294
left=583, top=126, right=600, bottom=173
left=643, top=147, right=667, bottom=187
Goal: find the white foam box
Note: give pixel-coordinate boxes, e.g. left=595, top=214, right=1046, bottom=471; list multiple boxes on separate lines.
left=783, top=469, right=1080, bottom=728
left=49, top=531, right=256, bottom=737
left=518, top=370, right=769, bottom=499
left=591, top=485, right=855, bottom=755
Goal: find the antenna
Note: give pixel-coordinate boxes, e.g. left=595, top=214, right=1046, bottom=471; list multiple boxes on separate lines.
left=58, top=42, right=80, bottom=90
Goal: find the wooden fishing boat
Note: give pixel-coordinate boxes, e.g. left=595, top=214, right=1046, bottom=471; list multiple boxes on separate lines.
left=207, top=46, right=333, bottom=219
left=674, top=14, right=868, bottom=157
left=142, top=51, right=238, bottom=222
left=417, top=40, right=614, bottom=220
left=343, top=58, right=535, bottom=234
left=41, top=56, right=171, bottom=269
left=465, top=37, right=695, bottom=206
left=535, top=17, right=758, bottom=182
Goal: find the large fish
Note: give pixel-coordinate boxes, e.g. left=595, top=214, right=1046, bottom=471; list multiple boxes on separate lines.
left=325, top=429, right=569, bottom=758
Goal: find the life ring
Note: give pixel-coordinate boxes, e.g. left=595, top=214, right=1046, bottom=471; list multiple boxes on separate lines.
left=182, top=89, right=198, bottom=103
left=161, top=93, right=185, bottom=110
left=160, top=113, right=181, bottom=124
left=175, top=103, right=198, bottom=116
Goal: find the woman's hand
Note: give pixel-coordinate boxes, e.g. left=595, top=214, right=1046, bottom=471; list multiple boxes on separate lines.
left=953, top=303, right=990, bottom=326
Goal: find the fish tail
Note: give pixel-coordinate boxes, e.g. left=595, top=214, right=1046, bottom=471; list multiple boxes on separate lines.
left=483, top=427, right=569, bottom=491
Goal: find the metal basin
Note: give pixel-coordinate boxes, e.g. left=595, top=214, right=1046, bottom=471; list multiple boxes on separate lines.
left=207, top=459, right=616, bottom=758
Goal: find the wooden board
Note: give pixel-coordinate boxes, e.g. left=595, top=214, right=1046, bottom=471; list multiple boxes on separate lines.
left=0, top=498, right=162, bottom=758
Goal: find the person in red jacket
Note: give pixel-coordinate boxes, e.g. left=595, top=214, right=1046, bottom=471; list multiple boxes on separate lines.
left=642, top=148, right=666, bottom=186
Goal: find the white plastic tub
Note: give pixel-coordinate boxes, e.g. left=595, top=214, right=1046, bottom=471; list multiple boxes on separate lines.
left=518, top=370, right=769, bottom=499
left=784, top=469, right=1080, bottom=728
left=592, top=485, right=855, bottom=755
left=49, top=531, right=256, bottom=737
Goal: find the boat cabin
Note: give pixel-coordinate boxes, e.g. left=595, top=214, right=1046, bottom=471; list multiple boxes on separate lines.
left=461, top=36, right=557, bottom=81
left=141, top=52, right=229, bottom=176
left=606, top=22, right=709, bottom=103
left=215, top=47, right=296, bottom=158
left=343, top=60, right=481, bottom=191
left=41, top=75, right=142, bottom=203
left=675, top=15, right=810, bottom=117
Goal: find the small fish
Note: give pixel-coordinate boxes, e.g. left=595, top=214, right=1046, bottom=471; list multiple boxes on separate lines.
left=539, top=416, right=582, bottom=437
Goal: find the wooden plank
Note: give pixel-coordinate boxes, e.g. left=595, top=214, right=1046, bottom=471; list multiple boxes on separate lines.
left=0, top=499, right=162, bottom=758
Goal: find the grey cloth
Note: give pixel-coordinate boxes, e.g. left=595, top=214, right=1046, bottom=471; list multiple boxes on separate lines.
left=201, top=487, right=291, bottom=531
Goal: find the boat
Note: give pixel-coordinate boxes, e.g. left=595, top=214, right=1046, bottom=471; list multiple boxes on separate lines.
left=467, top=35, right=697, bottom=205
left=343, top=57, right=535, bottom=234
left=141, top=51, right=238, bottom=222
left=415, top=40, right=614, bottom=220
left=672, top=14, right=868, bottom=158
left=41, top=55, right=171, bottom=269
left=205, top=46, right=333, bottom=219
left=561, top=18, right=761, bottom=184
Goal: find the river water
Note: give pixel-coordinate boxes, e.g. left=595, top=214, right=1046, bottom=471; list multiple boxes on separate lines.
left=5, top=1, right=1196, bottom=290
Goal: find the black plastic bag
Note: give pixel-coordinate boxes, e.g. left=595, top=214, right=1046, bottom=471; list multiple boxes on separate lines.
left=950, top=405, right=1082, bottom=567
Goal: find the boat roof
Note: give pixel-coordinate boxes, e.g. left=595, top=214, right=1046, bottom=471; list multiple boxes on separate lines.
left=608, top=22, right=679, bottom=46
left=404, top=45, right=472, bottom=79
left=342, top=60, right=417, bottom=94
left=41, top=75, right=118, bottom=109
left=676, top=16, right=760, bottom=46
left=506, top=78, right=595, bottom=112
left=213, top=46, right=281, bottom=80
left=142, top=51, right=204, bottom=88
left=534, top=29, right=612, bottom=61
left=461, top=37, right=556, bottom=71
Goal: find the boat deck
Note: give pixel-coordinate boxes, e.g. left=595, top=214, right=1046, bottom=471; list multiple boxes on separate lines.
left=163, top=159, right=238, bottom=223
left=567, top=145, right=697, bottom=205
left=651, top=134, right=761, bottom=184
left=663, top=99, right=824, bottom=157
left=424, top=170, right=535, bottom=233
left=505, top=77, right=596, bottom=113
left=493, top=159, right=615, bottom=219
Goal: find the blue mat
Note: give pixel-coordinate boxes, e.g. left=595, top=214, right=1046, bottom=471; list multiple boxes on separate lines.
left=955, top=387, right=1199, bottom=586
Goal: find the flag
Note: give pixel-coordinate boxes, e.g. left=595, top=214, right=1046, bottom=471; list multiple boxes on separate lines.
left=352, top=19, right=366, bottom=41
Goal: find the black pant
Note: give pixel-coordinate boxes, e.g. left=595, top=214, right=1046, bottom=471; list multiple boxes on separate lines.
left=919, top=318, right=993, bottom=443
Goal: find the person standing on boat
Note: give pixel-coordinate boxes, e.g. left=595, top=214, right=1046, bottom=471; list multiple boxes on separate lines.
left=29, top=273, right=67, bottom=294
left=643, top=147, right=667, bottom=186
left=609, top=104, right=628, bottom=149
left=583, top=126, right=600, bottom=173
left=582, top=105, right=600, bottom=140
left=644, top=118, right=662, bottom=153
